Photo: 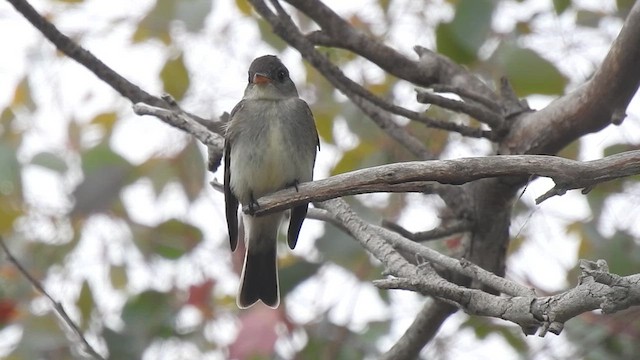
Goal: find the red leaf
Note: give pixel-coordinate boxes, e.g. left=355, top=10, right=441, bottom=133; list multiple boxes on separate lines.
left=0, top=299, right=18, bottom=324
left=229, top=306, right=287, bottom=359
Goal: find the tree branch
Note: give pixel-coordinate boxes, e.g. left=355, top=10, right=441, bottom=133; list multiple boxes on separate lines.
left=249, top=0, right=494, bottom=143
left=501, top=1, right=640, bottom=155
left=382, top=220, right=470, bottom=242
left=416, top=90, right=504, bottom=130
left=7, top=0, right=226, bottom=169
left=289, top=0, right=498, bottom=103
left=133, top=96, right=224, bottom=154
left=372, top=225, right=536, bottom=298
left=0, top=237, right=105, bottom=360
left=318, top=199, right=640, bottom=340
left=374, top=259, right=640, bottom=337
left=246, top=151, right=640, bottom=216
left=380, top=300, right=457, bottom=360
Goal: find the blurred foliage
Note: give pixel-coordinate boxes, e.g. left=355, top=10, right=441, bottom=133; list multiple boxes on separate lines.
left=0, top=0, right=638, bottom=359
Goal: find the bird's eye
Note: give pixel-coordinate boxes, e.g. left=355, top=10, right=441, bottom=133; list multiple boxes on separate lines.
left=277, top=69, right=287, bottom=81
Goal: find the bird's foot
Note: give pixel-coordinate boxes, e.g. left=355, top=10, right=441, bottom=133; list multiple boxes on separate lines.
left=287, top=180, right=300, bottom=192
left=248, top=193, right=260, bottom=215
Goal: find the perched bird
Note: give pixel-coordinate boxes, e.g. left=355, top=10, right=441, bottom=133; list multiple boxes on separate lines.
left=224, top=55, right=319, bottom=308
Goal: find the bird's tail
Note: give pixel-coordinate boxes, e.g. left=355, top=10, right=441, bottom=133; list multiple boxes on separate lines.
left=237, top=214, right=281, bottom=308
left=238, top=245, right=279, bottom=308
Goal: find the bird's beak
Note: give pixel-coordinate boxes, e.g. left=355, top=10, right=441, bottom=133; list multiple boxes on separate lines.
left=252, top=73, right=271, bottom=85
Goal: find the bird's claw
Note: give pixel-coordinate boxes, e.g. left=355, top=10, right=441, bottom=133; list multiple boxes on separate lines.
left=287, top=180, right=300, bottom=192
left=248, top=193, right=260, bottom=214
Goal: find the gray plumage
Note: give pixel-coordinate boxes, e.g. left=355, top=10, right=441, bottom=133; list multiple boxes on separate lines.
left=224, top=55, right=319, bottom=308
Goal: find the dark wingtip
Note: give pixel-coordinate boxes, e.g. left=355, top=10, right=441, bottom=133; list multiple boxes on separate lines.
left=288, top=204, right=309, bottom=249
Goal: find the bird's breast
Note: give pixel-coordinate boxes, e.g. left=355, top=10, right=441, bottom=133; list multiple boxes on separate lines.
left=229, top=102, right=312, bottom=203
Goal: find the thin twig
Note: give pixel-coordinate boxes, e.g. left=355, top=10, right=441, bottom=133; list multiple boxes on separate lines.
left=247, top=151, right=640, bottom=216
left=429, top=84, right=502, bottom=113
left=5, top=0, right=223, bottom=135
left=382, top=220, right=471, bottom=242
left=416, top=90, right=504, bottom=130
left=251, top=0, right=494, bottom=142
left=0, top=237, right=105, bottom=360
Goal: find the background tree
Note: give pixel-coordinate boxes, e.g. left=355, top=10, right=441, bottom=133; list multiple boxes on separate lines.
left=1, top=0, right=640, bottom=359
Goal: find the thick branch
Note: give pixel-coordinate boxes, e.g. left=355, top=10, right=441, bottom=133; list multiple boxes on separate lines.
left=319, top=200, right=640, bottom=338
left=247, top=151, right=640, bottom=216
left=380, top=301, right=457, bottom=360
left=375, top=260, right=640, bottom=337
left=289, top=0, right=498, bottom=102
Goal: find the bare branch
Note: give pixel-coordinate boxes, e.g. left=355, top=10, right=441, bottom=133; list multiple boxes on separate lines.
left=249, top=0, right=494, bottom=143
left=375, top=259, right=640, bottom=337
left=247, top=151, right=640, bottom=216
left=380, top=301, right=457, bottom=360
left=413, top=45, right=498, bottom=101
left=133, top=98, right=224, bottom=153
left=501, top=2, right=640, bottom=155
left=288, top=0, right=498, bottom=103
left=382, top=220, right=470, bottom=243
left=416, top=90, right=504, bottom=130
left=373, top=225, right=536, bottom=298
left=318, top=199, right=640, bottom=340
left=6, top=0, right=224, bottom=136
left=429, top=84, right=502, bottom=113
left=0, top=237, right=105, bottom=360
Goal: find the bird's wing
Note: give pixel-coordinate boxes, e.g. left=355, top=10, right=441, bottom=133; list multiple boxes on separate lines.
left=224, top=141, right=239, bottom=251
left=288, top=100, right=318, bottom=249
left=224, top=101, right=247, bottom=252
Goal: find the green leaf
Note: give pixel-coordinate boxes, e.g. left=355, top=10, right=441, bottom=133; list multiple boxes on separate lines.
left=139, top=157, right=177, bottom=196
left=316, top=217, right=367, bottom=270
left=76, top=281, right=94, bottom=329
left=71, top=143, right=133, bottom=216
left=175, top=0, right=212, bottom=32
left=557, top=140, right=580, bottom=160
left=436, top=0, right=495, bottom=64
left=617, top=0, right=636, bottom=15
left=491, top=44, right=568, bottom=96
left=175, top=140, right=205, bottom=201
left=31, top=152, right=68, bottom=173
left=105, top=290, right=175, bottom=359
left=257, top=19, right=287, bottom=51
left=90, top=112, right=118, bottom=131
left=160, top=53, right=190, bottom=101
left=603, top=144, right=638, bottom=157
left=553, top=0, right=571, bottom=14
left=132, top=0, right=174, bottom=44
left=279, top=259, right=321, bottom=295
left=14, top=313, right=74, bottom=359
left=576, top=10, right=603, bottom=27
left=110, top=265, right=128, bottom=289
left=235, top=0, right=253, bottom=16
left=12, top=76, right=36, bottom=110
left=121, top=290, right=174, bottom=336
left=152, top=219, right=203, bottom=259
left=0, top=142, right=22, bottom=197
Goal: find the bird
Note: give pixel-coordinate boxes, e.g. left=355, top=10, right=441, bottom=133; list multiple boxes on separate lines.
left=224, top=55, right=319, bottom=308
